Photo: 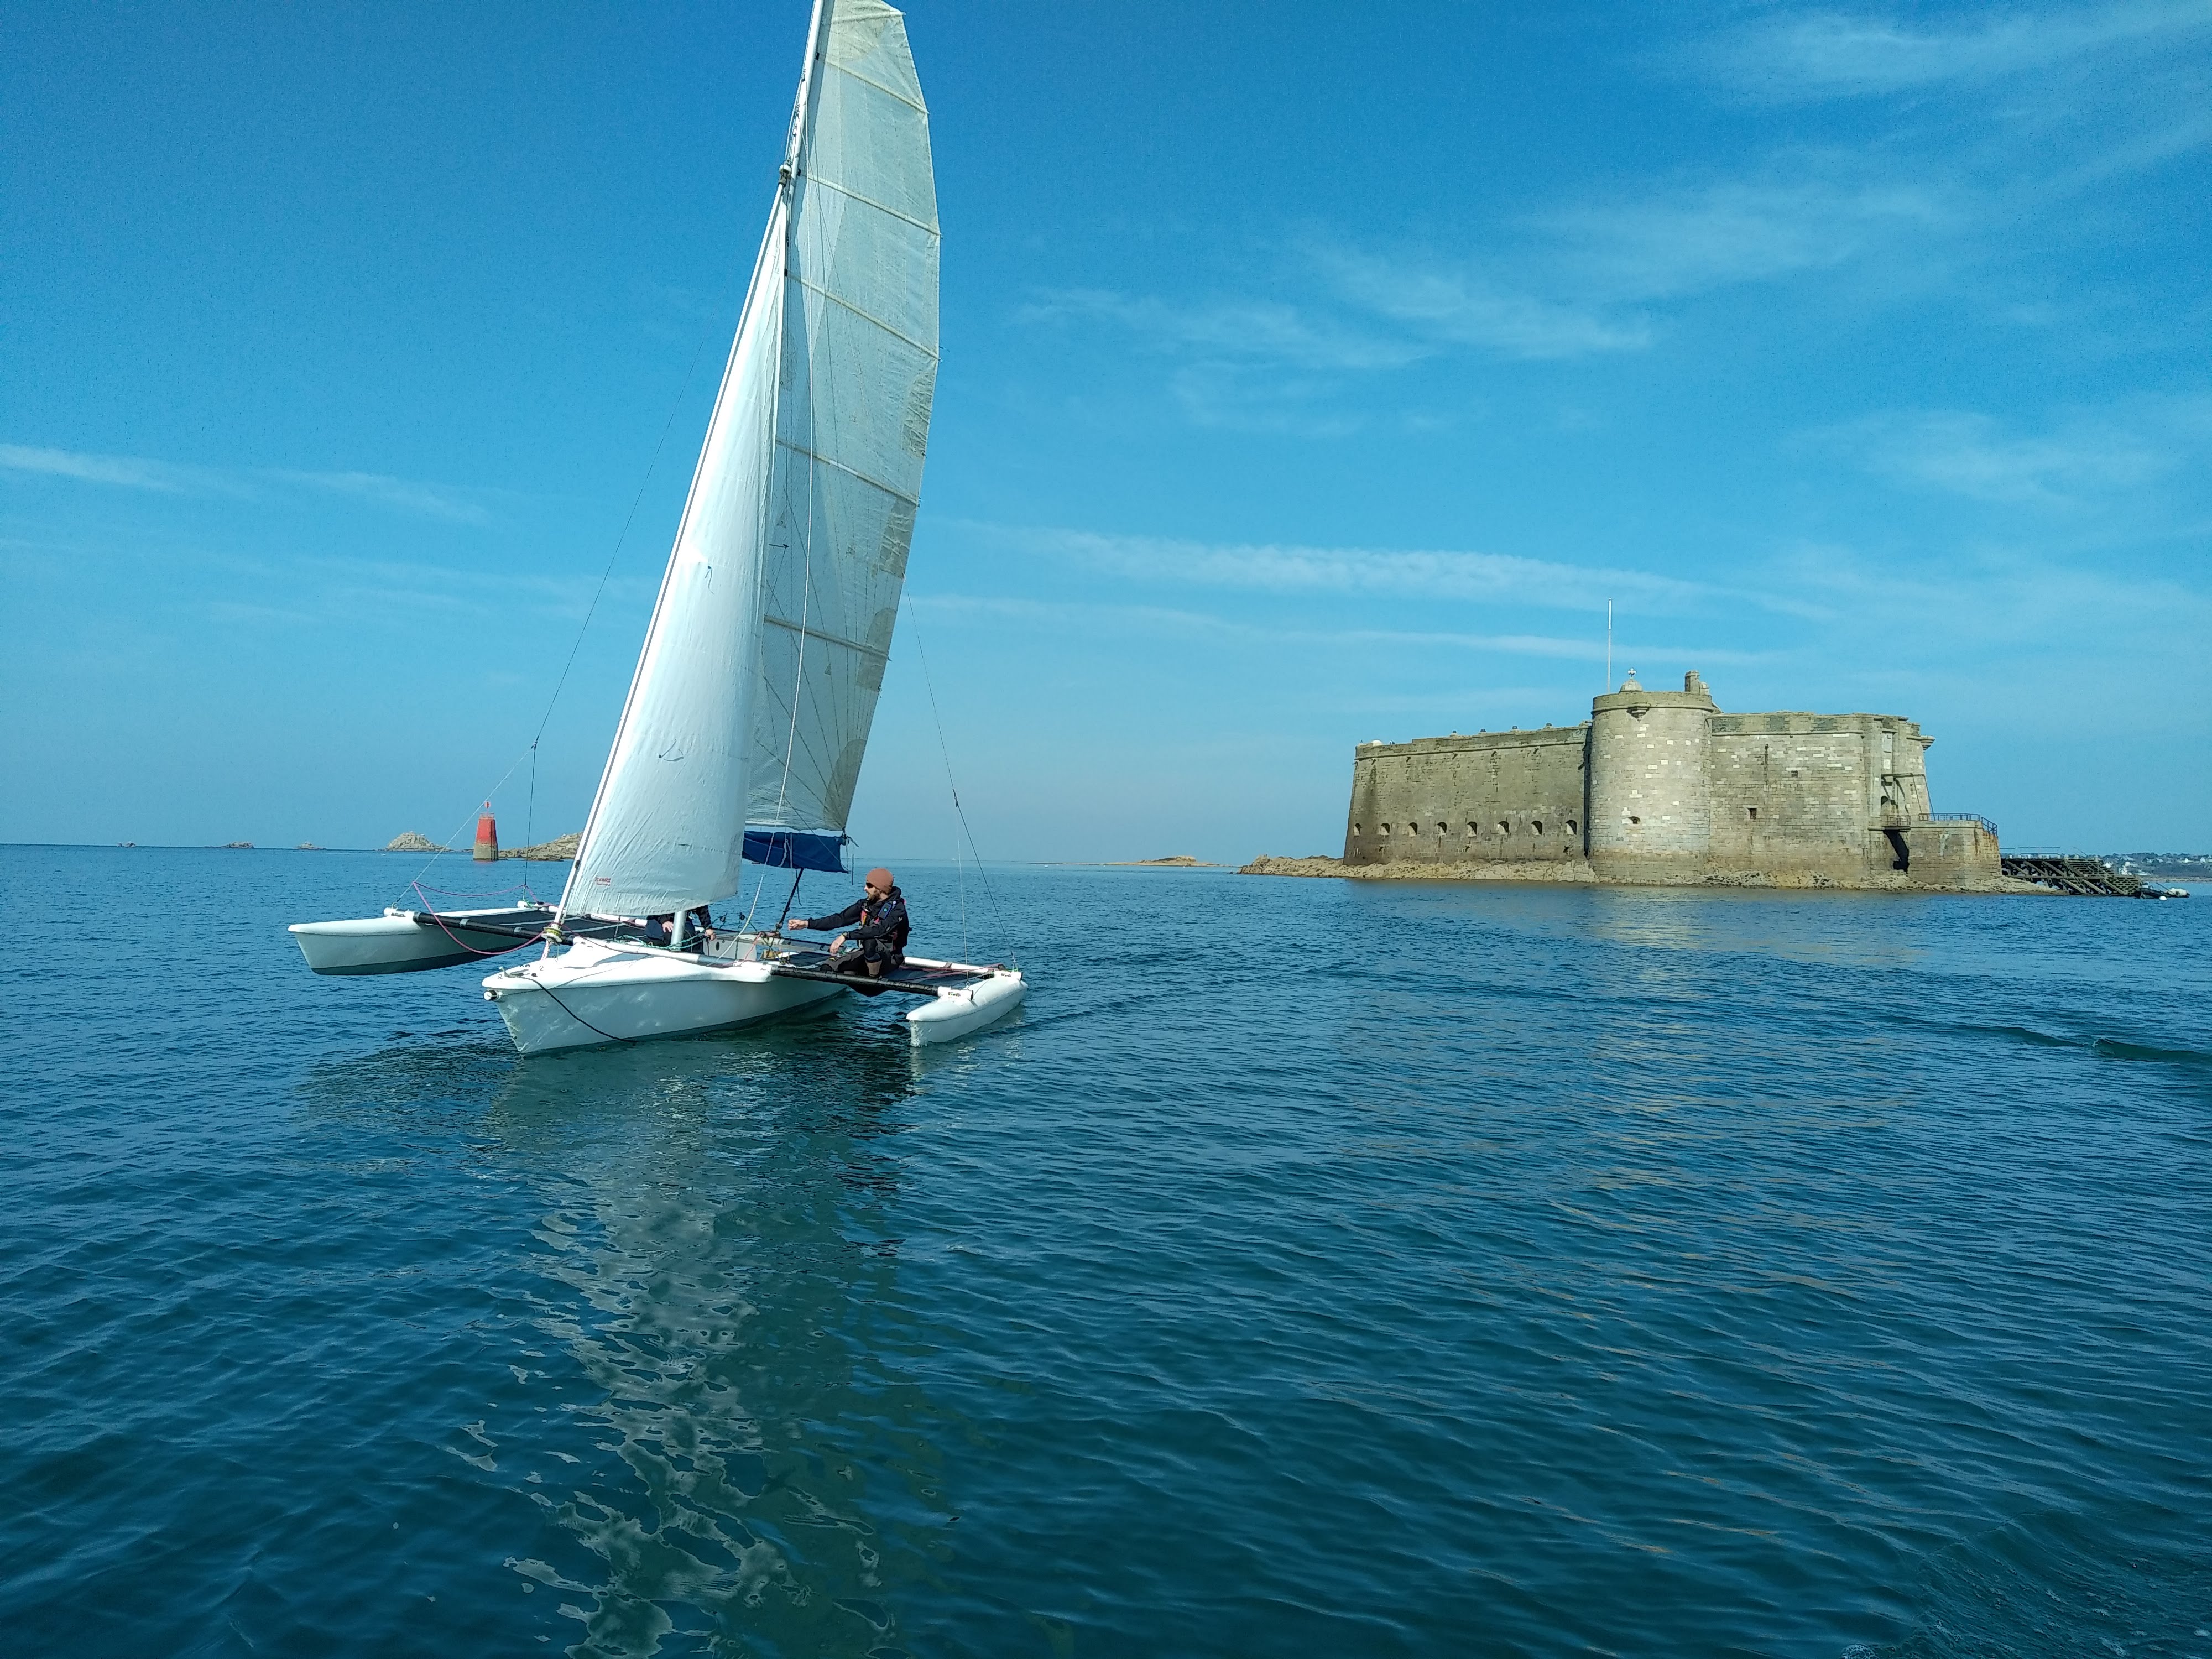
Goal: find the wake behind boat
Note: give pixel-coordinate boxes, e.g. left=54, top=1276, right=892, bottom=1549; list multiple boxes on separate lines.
left=288, top=0, right=1025, bottom=1052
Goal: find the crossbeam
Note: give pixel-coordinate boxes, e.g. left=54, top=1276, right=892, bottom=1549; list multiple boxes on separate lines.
left=765, top=962, right=948, bottom=997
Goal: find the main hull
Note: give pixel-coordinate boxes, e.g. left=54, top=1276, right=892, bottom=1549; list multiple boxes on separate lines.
left=482, top=938, right=844, bottom=1055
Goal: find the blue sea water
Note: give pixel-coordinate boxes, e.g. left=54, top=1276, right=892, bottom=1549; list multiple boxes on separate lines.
left=4, top=844, right=2209, bottom=1657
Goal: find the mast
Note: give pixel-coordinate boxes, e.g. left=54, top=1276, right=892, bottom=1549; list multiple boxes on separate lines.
left=786, top=0, right=830, bottom=181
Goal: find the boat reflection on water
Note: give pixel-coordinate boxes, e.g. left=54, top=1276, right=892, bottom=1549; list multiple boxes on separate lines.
left=295, top=1010, right=963, bottom=1658
left=478, top=1022, right=964, bottom=1657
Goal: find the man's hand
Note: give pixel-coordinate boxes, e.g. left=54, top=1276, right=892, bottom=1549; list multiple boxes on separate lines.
left=831, top=935, right=848, bottom=952
left=787, top=917, right=808, bottom=932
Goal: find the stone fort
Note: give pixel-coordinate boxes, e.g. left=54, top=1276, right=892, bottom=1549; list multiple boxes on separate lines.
left=1342, top=672, right=2001, bottom=888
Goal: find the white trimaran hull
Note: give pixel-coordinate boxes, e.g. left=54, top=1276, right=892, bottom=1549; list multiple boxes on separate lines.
left=482, top=937, right=1023, bottom=1055
left=483, top=938, right=844, bottom=1053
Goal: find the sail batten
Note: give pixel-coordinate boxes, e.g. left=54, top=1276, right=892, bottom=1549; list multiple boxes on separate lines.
left=788, top=174, right=938, bottom=236
left=785, top=272, right=935, bottom=357
left=773, top=436, right=919, bottom=506
left=561, top=0, right=935, bottom=915
left=762, top=613, right=894, bottom=662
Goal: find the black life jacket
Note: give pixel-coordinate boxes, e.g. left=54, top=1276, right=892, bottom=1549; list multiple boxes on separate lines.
left=863, top=887, right=910, bottom=953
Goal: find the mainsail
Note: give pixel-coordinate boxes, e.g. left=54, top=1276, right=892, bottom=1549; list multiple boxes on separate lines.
left=748, top=0, right=938, bottom=862
left=564, top=0, right=936, bottom=916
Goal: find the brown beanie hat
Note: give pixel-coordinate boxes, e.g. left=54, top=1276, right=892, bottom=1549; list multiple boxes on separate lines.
left=866, top=867, right=894, bottom=888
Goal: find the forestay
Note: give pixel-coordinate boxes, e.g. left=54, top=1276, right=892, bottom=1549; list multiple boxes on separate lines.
left=563, top=205, right=786, bottom=920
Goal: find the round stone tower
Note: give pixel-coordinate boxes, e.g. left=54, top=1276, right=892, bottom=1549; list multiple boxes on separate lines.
left=1587, top=670, right=1717, bottom=882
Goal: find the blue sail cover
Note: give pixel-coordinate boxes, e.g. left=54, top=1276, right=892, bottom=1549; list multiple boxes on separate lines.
left=742, top=828, right=849, bottom=872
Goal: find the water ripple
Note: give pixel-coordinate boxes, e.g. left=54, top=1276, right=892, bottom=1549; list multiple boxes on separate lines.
left=2, top=849, right=2208, bottom=1655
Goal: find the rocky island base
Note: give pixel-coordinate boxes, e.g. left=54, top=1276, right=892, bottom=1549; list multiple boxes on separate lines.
left=1238, top=854, right=2044, bottom=894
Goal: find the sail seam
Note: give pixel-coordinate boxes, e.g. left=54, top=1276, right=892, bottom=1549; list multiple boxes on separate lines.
left=785, top=270, right=936, bottom=358
left=826, top=58, right=927, bottom=117
left=774, top=436, right=918, bottom=505
left=761, top=613, right=891, bottom=662
left=794, top=170, right=940, bottom=238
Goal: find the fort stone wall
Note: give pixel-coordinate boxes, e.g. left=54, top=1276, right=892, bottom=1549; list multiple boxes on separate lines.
left=1345, top=727, right=1587, bottom=866
left=1702, top=712, right=1936, bottom=880
left=1339, top=672, right=2000, bottom=889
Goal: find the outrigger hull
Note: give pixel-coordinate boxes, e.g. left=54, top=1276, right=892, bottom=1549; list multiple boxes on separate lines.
left=290, top=906, right=556, bottom=975
left=904, top=966, right=1026, bottom=1045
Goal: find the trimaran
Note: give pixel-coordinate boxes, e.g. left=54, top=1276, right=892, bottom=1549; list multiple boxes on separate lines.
left=289, top=0, right=1025, bottom=1053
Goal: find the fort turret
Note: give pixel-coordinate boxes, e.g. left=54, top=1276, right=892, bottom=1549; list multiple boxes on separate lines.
left=1587, top=670, right=1717, bottom=881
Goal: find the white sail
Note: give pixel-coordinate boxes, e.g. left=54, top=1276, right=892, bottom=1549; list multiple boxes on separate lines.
left=562, top=204, right=788, bottom=920
left=563, top=0, right=935, bottom=916
left=748, top=0, right=939, bottom=843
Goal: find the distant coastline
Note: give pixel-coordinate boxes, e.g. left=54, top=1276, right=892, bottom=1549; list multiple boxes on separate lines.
left=382, top=830, right=579, bottom=860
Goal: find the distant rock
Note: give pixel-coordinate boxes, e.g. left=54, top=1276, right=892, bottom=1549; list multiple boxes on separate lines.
left=1105, top=854, right=1222, bottom=867
left=216, top=842, right=254, bottom=851
left=1240, top=855, right=1349, bottom=877
left=384, top=831, right=445, bottom=853
left=499, top=832, right=581, bottom=862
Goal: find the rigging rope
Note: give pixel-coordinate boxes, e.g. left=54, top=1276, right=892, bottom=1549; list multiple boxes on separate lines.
left=902, top=596, right=1018, bottom=969
left=397, top=312, right=719, bottom=911
left=525, top=976, right=636, bottom=1046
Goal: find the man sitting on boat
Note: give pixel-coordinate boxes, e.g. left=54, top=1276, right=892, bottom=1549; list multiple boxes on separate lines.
left=787, top=868, right=908, bottom=990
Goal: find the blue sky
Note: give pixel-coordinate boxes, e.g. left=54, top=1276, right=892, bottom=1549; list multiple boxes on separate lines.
left=4, top=0, right=2208, bottom=862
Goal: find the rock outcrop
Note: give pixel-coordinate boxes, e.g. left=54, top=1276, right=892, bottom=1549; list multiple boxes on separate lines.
left=499, top=832, right=582, bottom=862
left=384, top=828, right=578, bottom=858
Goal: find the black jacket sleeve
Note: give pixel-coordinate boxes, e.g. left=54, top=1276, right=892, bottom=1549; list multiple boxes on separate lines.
left=808, top=898, right=865, bottom=932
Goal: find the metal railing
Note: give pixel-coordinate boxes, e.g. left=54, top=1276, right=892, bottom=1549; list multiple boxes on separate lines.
left=1918, top=812, right=1999, bottom=835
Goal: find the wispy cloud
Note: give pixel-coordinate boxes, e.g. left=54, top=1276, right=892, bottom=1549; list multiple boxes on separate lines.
left=1306, top=245, right=1651, bottom=357
left=1020, top=289, right=1421, bottom=373
left=0, top=443, right=247, bottom=496
left=1030, top=249, right=1651, bottom=383
left=1808, top=399, right=2212, bottom=504
left=267, top=469, right=491, bottom=524
left=246, top=550, right=630, bottom=623
left=1299, top=171, right=1958, bottom=358
left=1774, top=538, right=2212, bottom=656
left=962, top=523, right=1828, bottom=619
left=1689, top=1, right=2212, bottom=102
left=1027, top=3, right=2208, bottom=437
left=1020, top=175, right=1974, bottom=422
left=1018, top=288, right=1446, bottom=433
left=1011, top=525, right=1699, bottom=610
left=0, top=442, right=493, bottom=524
left=908, top=591, right=1767, bottom=666
left=1531, top=176, right=1957, bottom=302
